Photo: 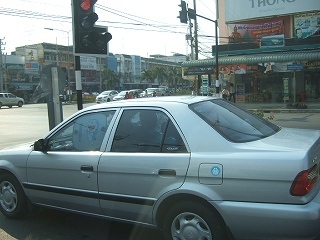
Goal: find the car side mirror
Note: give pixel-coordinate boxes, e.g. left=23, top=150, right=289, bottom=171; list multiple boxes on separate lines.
left=33, top=139, right=48, bottom=152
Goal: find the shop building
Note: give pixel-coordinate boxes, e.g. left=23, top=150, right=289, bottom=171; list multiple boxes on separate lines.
left=182, top=0, right=320, bottom=103
left=3, top=43, right=185, bottom=102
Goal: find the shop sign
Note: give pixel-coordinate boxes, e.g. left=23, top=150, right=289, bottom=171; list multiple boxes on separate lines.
left=80, top=56, right=97, bottom=70
left=236, top=84, right=245, bottom=103
left=304, top=61, right=320, bottom=69
left=287, top=64, right=303, bottom=71
left=283, top=78, right=289, bottom=101
left=228, top=20, right=284, bottom=44
left=183, top=66, right=214, bottom=76
left=226, top=0, right=318, bottom=22
left=294, top=12, right=320, bottom=40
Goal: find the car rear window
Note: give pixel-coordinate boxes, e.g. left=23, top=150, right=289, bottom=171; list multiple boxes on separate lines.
left=189, top=99, right=280, bottom=143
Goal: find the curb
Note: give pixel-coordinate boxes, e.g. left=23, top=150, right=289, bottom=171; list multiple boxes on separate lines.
left=247, top=108, right=320, bottom=113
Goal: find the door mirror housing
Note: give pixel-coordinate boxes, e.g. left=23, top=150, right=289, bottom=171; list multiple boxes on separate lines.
left=33, top=139, right=48, bottom=152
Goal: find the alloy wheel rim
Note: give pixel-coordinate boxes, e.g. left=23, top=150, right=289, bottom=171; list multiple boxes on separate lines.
left=0, top=181, right=17, bottom=213
left=171, top=212, right=212, bottom=240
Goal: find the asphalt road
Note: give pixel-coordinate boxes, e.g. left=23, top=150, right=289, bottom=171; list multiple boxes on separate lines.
left=0, top=102, right=320, bottom=240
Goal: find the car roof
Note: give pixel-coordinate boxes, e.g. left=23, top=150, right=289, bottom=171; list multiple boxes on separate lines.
left=84, top=95, right=218, bottom=112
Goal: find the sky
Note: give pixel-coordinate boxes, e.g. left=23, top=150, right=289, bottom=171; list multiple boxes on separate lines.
left=0, top=0, right=218, bottom=59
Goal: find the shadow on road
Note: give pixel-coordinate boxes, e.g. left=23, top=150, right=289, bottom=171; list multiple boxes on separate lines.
left=1, top=208, right=163, bottom=240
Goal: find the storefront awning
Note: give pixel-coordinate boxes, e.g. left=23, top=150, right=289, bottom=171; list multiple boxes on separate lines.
left=182, top=49, right=320, bottom=67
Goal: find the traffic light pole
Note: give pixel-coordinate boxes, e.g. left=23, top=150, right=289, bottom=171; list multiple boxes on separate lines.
left=75, top=56, right=83, bottom=110
left=191, top=12, right=219, bottom=95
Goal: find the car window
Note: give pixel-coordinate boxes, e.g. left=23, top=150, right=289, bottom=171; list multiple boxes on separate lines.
left=190, top=99, right=280, bottom=143
left=47, top=111, right=115, bottom=151
left=8, top=94, right=15, bottom=98
left=0, top=94, right=3, bottom=98
left=111, top=109, right=187, bottom=153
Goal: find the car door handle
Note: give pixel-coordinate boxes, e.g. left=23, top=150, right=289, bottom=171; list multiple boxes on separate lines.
left=81, top=165, right=94, bottom=172
left=158, top=169, right=176, bottom=177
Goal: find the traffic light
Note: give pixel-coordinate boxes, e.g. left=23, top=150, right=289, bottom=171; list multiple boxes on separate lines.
left=72, top=0, right=112, bottom=55
left=178, top=0, right=188, bottom=24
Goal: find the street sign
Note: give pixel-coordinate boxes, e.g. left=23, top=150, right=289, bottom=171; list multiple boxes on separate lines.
left=287, top=64, right=303, bottom=71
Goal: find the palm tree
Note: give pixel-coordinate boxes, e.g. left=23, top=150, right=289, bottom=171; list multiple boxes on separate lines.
left=168, top=66, right=185, bottom=92
left=141, top=69, right=154, bottom=84
left=101, top=68, right=120, bottom=90
left=152, top=66, right=167, bottom=86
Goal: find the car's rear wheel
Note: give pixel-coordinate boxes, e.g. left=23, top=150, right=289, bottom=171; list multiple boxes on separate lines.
left=0, top=102, right=2, bottom=108
left=18, top=101, right=23, bottom=107
left=162, top=201, right=228, bottom=240
left=0, top=173, right=28, bottom=219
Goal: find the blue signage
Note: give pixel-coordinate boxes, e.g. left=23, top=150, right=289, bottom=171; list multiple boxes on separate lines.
left=287, top=64, right=304, bottom=71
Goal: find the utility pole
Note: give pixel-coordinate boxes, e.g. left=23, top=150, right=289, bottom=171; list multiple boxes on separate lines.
left=193, top=0, right=200, bottom=95
left=0, top=38, right=6, bottom=92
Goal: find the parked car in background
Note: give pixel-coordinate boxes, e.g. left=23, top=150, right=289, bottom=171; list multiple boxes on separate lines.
left=157, top=86, right=169, bottom=96
left=0, top=96, right=319, bottom=240
left=91, top=92, right=100, bottom=96
left=113, top=90, right=136, bottom=101
left=140, top=88, right=158, bottom=97
left=0, top=92, right=24, bottom=108
left=129, top=89, right=143, bottom=98
left=95, top=90, right=118, bottom=103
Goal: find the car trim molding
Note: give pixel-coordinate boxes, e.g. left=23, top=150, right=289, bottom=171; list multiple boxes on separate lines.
left=23, top=183, right=156, bottom=206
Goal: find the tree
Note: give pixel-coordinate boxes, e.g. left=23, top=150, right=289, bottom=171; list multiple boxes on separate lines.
left=141, top=69, right=154, bottom=84
left=153, top=66, right=167, bottom=86
left=101, top=68, right=120, bottom=90
left=168, top=66, right=185, bottom=92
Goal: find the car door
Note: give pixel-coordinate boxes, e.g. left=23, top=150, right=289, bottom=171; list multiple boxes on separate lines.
left=1, top=93, right=8, bottom=105
left=26, top=110, right=116, bottom=214
left=7, top=93, right=17, bottom=105
left=98, top=108, right=190, bottom=224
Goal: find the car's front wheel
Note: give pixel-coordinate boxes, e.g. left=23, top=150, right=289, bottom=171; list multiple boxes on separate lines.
left=0, top=173, right=28, bottom=219
left=18, top=101, right=23, bottom=107
left=162, top=201, right=228, bottom=240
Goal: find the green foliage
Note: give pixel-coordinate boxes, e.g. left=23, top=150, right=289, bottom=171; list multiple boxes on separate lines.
left=73, top=95, right=96, bottom=103
left=254, top=110, right=275, bottom=120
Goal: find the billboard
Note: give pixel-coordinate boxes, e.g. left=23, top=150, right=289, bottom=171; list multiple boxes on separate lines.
left=225, top=0, right=320, bottom=22
left=228, top=20, right=284, bottom=44
left=295, top=12, right=320, bottom=40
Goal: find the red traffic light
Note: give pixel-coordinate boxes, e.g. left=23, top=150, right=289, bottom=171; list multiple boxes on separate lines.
left=80, top=0, right=97, bottom=11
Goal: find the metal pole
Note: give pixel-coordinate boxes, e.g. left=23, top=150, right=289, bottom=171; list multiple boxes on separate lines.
left=0, top=38, right=4, bottom=92
left=56, top=37, right=59, bottom=67
left=215, top=0, right=219, bottom=95
left=193, top=0, right=200, bottom=95
left=75, top=56, right=83, bottom=110
left=215, top=20, right=219, bottom=94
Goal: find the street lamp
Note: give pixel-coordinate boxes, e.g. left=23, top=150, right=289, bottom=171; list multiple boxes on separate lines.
left=44, top=27, right=71, bottom=101
left=44, top=28, right=71, bottom=80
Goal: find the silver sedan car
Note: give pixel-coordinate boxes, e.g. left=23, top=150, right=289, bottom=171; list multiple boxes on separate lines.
left=0, top=96, right=319, bottom=240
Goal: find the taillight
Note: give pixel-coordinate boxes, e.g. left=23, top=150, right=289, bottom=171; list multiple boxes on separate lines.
left=290, top=164, right=318, bottom=196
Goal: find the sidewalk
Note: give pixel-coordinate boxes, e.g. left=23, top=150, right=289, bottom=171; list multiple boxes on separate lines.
left=237, top=101, right=320, bottom=113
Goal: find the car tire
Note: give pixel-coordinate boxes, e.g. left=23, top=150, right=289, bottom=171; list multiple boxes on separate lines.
left=0, top=173, right=28, bottom=219
left=107, top=98, right=110, bottom=102
left=8, top=105, right=12, bottom=108
left=162, top=201, right=228, bottom=240
left=0, top=102, right=2, bottom=108
left=18, top=101, right=23, bottom=107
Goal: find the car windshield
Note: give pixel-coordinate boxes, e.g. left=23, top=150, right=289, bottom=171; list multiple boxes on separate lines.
left=146, top=88, right=156, bottom=92
left=190, top=99, right=280, bottom=143
left=101, top=91, right=111, bottom=95
left=118, top=91, right=127, bottom=96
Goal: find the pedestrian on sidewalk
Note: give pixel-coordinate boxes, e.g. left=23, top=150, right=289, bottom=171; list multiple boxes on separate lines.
left=229, top=83, right=236, bottom=103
